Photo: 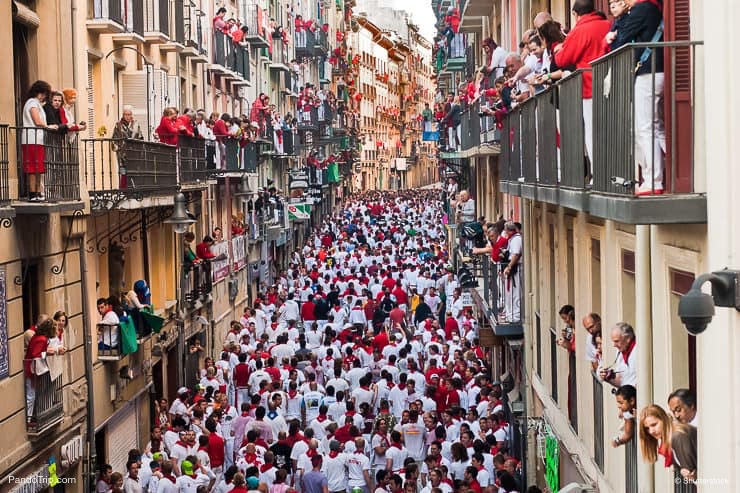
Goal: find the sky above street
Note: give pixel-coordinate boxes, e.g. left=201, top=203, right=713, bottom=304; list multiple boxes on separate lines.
left=399, top=1, right=437, bottom=41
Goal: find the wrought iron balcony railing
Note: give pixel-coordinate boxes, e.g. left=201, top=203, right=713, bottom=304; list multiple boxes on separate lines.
left=24, top=362, right=64, bottom=436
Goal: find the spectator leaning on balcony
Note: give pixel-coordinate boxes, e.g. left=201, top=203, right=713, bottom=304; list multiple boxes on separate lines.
left=582, top=312, right=602, bottom=370
left=213, top=7, right=228, bottom=33
left=553, top=0, right=611, bottom=175
left=608, top=0, right=666, bottom=195
left=155, top=107, right=185, bottom=146
left=23, top=318, right=55, bottom=426
left=639, top=404, right=697, bottom=481
left=480, top=38, right=508, bottom=81
left=22, top=80, right=58, bottom=201
left=61, top=88, right=86, bottom=139
left=113, top=105, right=144, bottom=141
left=500, top=222, right=522, bottom=323
left=668, top=388, right=698, bottom=427
left=599, top=322, right=637, bottom=387
left=97, top=296, right=120, bottom=350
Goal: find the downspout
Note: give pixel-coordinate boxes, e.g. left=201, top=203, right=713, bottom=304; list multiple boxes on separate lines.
left=635, top=224, right=654, bottom=493
left=79, top=235, right=96, bottom=493
left=70, top=0, right=78, bottom=88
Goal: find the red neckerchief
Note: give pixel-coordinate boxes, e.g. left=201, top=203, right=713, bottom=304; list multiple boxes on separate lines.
left=391, top=441, right=403, bottom=450
left=345, top=410, right=356, bottom=417
left=658, top=444, right=673, bottom=467
left=306, top=448, right=318, bottom=457
left=316, top=414, right=328, bottom=422
left=198, top=446, right=208, bottom=452
left=375, top=433, right=389, bottom=447
left=241, top=412, right=249, bottom=417
left=255, top=438, right=269, bottom=449
left=329, top=451, right=340, bottom=458
left=622, top=339, right=636, bottom=363
left=288, top=390, right=298, bottom=399
left=245, top=452, right=258, bottom=464
left=175, top=440, right=188, bottom=448
left=260, top=464, right=274, bottom=473
left=360, top=385, right=370, bottom=391
left=397, top=383, right=406, bottom=391
left=162, top=474, right=177, bottom=483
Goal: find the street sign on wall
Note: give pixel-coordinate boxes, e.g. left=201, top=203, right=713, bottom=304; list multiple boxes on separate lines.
left=287, top=203, right=311, bottom=220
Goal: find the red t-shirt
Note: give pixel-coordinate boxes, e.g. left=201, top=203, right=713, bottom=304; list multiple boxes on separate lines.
left=208, top=433, right=226, bottom=467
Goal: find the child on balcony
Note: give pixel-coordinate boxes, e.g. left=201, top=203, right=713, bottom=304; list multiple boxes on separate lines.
left=612, top=384, right=637, bottom=448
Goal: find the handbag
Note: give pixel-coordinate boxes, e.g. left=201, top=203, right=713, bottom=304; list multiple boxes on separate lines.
left=32, top=356, right=50, bottom=376
left=635, top=20, right=665, bottom=73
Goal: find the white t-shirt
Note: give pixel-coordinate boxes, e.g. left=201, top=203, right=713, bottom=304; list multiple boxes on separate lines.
left=323, top=453, right=349, bottom=491
left=401, top=422, right=426, bottom=461
left=22, top=98, right=46, bottom=144
left=346, top=451, right=371, bottom=486
left=385, top=444, right=408, bottom=472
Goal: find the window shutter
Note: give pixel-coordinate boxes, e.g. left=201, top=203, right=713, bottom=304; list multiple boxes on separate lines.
left=106, top=400, right=140, bottom=474
left=87, top=62, right=96, bottom=139
left=167, top=75, right=180, bottom=110
left=120, top=71, right=152, bottom=138
left=663, top=0, right=692, bottom=193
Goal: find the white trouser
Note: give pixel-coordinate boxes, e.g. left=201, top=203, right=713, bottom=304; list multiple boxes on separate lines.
left=583, top=98, right=593, bottom=177
left=236, top=387, right=249, bottom=409
left=634, top=73, right=666, bottom=190
left=504, top=269, right=522, bottom=323
left=26, top=378, right=35, bottom=418
left=224, top=437, right=235, bottom=469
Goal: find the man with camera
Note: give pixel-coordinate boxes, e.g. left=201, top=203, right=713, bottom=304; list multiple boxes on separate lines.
left=599, top=322, right=637, bottom=388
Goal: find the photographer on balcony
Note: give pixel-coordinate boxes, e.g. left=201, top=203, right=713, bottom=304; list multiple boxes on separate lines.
left=606, top=0, right=666, bottom=195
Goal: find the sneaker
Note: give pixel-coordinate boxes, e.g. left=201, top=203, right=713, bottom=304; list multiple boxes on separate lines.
left=28, top=194, right=38, bottom=202
left=37, top=194, right=45, bottom=201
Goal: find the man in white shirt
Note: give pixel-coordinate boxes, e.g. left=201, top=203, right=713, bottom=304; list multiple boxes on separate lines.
left=400, top=410, right=426, bottom=461
left=600, top=322, right=638, bottom=388
left=324, top=440, right=349, bottom=493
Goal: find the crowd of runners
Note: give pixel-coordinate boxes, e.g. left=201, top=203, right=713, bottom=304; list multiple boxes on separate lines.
left=100, top=189, right=530, bottom=493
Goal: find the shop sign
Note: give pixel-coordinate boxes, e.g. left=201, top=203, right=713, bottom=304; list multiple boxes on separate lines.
left=61, top=436, right=83, bottom=467
left=287, top=203, right=311, bottom=221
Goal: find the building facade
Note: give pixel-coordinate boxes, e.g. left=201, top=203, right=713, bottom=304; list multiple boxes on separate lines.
left=431, top=0, right=737, bottom=492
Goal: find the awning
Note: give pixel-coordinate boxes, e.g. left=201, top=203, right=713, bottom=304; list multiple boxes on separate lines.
left=13, top=1, right=40, bottom=29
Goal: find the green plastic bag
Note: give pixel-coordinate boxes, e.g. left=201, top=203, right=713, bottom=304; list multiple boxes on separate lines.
left=120, top=316, right=139, bottom=355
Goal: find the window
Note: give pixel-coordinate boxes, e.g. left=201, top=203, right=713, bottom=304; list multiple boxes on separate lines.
left=591, top=238, right=602, bottom=314
left=621, top=249, right=636, bottom=324
left=21, top=260, right=41, bottom=331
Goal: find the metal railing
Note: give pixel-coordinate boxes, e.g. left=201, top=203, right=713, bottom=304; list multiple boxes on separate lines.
left=295, top=29, right=316, bottom=58
left=297, top=107, right=320, bottom=128
left=92, top=0, right=123, bottom=25
left=499, top=41, right=702, bottom=198
left=97, top=323, right=121, bottom=359
left=271, top=40, right=290, bottom=67
left=0, top=125, right=10, bottom=205
left=24, top=364, right=64, bottom=434
left=592, top=372, right=605, bottom=471
left=183, top=1, right=206, bottom=55
left=213, top=30, right=235, bottom=69
left=592, top=41, right=702, bottom=195
left=224, top=139, right=258, bottom=172
left=183, top=261, right=213, bottom=307
left=625, top=435, right=638, bottom=493
left=14, top=127, right=81, bottom=202
left=157, top=0, right=169, bottom=36
left=448, top=32, right=466, bottom=60
left=314, top=29, right=329, bottom=55
left=550, top=329, right=558, bottom=403
left=179, top=136, right=216, bottom=183
left=84, top=138, right=178, bottom=197
left=674, top=471, right=696, bottom=493
left=143, top=0, right=168, bottom=35
left=233, top=44, right=250, bottom=80
left=243, top=3, right=268, bottom=45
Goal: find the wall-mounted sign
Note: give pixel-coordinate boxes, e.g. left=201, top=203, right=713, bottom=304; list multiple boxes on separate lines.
left=287, top=203, right=311, bottom=221
left=61, top=436, right=83, bottom=467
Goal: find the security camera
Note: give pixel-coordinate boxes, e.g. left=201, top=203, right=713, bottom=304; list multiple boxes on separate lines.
left=678, top=288, right=715, bottom=335
left=677, top=270, right=740, bottom=335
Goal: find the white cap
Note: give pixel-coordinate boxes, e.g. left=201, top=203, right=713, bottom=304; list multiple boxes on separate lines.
left=177, top=387, right=189, bottom=395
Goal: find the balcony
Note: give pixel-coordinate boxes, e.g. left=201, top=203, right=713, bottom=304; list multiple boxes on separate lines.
left=181, top=4, right=208, bottom=62
left=98, top=323, right=122, bottom=360
left=183, top=261, right=213, bottom=309
left=143, top=0, right=170, bottom=42
left=223, top=139, right=258, bottom=173
left=269, top=40, right=291, bottom=72
left=465, top=253, right=523, bottom=337
left=243, top=3, right=269, bottom=48
left=25, top=367, right=64, bottom=437
left=88, top=0, right=126, bottom=33
left=444, top=33, right=467, bottom=72
left=297, top=107, right=320, bottom=131
left=314, top=29, right=329, bottom=57
left=499, top=41, right=706, bottom=225
left=84, top=137, right=178, bottom=209
left=211, top=30, right=234, bottom=74
left=295, top=29, right=316, bottom=59
left=12, top=127, right=82, bottom=212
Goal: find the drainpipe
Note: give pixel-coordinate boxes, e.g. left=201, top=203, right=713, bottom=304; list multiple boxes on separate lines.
left=79, top=235, right=96, bottom=492
left=635, top=224, right=654, bottom=493
left=70, top=0, right=78, bottom=88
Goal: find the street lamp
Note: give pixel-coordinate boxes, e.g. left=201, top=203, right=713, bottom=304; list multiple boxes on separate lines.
left=164, top=193, right=196, bottom=234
